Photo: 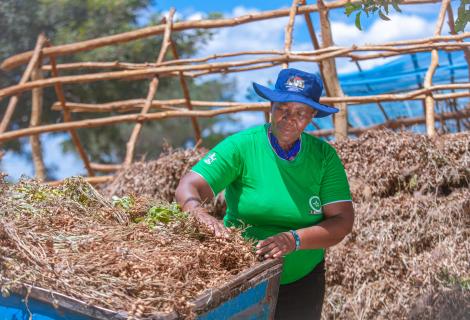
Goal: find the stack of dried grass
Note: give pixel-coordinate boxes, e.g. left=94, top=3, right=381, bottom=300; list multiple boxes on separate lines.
left=102, top=148, right=206, bottom=201
left=332, top=130, right=469, bottom=201
left=2, top=129, right=468, bottom=319
left=101, top=148, right=226, bottom=218
left=0, top=176, right=256, bottom=318
left=323, top=130, right=470, bottom=320
left=99, top=130, right=468, bottom=319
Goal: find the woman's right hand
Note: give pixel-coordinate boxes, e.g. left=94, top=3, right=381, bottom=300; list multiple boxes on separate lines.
left=176, top=172, right=230, bottom=237
left=190, top=207, right=230, bottom=238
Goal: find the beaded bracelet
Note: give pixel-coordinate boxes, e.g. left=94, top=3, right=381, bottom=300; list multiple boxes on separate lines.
left=289, top=230, right=301, bottom=251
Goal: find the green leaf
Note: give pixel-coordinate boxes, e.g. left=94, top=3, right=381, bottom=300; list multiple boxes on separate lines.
left=379, top=10, right=391, bottom=21
left=392, top=0, right=402, bottom=13
left=355, top=11, right=362, bottom=31
left=455, top=0, right=470, bottom=33
left=144, top=202, right=187, bottom=227
left=344, top=2, right=362, bottom=16
left=344, top=2, right=355, bottom=16
left=383, top=1, right=389, bottom=15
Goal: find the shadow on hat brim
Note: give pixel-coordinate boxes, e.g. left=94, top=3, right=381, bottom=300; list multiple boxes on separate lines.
left=253, top=82, right=338, bottom=118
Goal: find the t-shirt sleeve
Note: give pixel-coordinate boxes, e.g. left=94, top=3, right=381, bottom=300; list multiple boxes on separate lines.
left=191, top=136, right=242, bottom=196
left=319, top=146, right=352, bottom=206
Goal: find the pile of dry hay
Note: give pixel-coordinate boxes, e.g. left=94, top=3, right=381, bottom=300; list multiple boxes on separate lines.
left=324, top=130, right=469, bottom=319
left=332, top=130, right=469, bottom=201
left=99, top=130, right=469, bottom=319
left=0, top=175, right=256, bottom=319
left=101, top=148, right=226, bottom=218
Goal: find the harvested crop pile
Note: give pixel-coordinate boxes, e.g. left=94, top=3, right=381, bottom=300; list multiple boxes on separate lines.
left=323, top=189, right=469, bottom=319
left=102, top=148, right=205, bottom=201
left=101, top=148, right=225, bottom=218
left=331, top=130, right=469, bottom=201
left=0, top=175, right=256, bottom=319
left=323, top=130, right=470, bottom=320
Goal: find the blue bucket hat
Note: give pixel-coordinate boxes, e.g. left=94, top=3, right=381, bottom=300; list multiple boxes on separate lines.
left=252, top=68, right=338, bottom=118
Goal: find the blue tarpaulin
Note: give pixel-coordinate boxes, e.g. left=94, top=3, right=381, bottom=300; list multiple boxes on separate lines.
left=313, top=50, right=469, bottom=135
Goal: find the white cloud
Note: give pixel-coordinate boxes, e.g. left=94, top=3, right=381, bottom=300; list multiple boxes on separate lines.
left=330, top=14, right=437, bottom=73
left=175, top=7, right=442, bottom=126
left=192, top=7, right=317, bottom=102
left=331, top=13, right=436, bottom=46
left=1, top=134, right=85, bottom=181
left=198, top=6, right=289, bottom=55
left=187, top=12, right=204, bottom=21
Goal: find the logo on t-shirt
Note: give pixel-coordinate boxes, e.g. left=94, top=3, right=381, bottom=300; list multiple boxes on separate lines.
left=308, top=196, right=322, bottom=215
left=204, top=152, right=217, bottom=165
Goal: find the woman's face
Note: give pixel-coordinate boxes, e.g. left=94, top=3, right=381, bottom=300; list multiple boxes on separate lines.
left=270, top=102, right=316, bottom=145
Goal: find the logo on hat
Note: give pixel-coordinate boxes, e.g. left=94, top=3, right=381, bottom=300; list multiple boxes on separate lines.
left=285, top=76, right=305, bottom=92
left=308, top=196, right=322, bottom=215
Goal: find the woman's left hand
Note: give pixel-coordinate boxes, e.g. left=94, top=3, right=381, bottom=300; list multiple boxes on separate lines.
left=256, top=232, right=295, bottom=259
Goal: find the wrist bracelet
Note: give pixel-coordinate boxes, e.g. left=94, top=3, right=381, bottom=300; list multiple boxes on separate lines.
left=289, top=230, right=301, bottom=251
left=183, top=197, right=202, bottom=208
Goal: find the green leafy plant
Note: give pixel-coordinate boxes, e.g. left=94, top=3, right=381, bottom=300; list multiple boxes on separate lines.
left=144, top=202, right=187, bottom=227
left=345, top=0, right=401, bottom=31
left=345, top=0, right=469, bottom=33
left=111, top=195, right=135, bottom=211
left=455, top=0, right=470, bottom=32
left=439, top=269, right=470, bottom=290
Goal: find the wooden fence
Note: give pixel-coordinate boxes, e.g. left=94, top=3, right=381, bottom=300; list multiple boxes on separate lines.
left=0, top=0, right=468, bottom=182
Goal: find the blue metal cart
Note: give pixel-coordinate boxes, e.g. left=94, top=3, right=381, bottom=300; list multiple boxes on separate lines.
left=0, top=259, right=282, bottom=320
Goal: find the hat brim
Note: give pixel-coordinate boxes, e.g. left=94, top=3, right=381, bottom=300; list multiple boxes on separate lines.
left=253, top=82, right=338, bottom=118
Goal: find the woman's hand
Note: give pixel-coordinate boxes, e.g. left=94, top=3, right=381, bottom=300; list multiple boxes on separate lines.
left=190, top=207, right=230, bottom=238
left=256, top=232, right=295, bottom=259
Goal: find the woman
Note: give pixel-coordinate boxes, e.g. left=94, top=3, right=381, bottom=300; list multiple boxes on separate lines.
left=175, top=68, right=354, bottom=319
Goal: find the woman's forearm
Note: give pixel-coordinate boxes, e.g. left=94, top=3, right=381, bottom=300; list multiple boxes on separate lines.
left=175, top=183, right=204, bottom=211
left=297, top=214, right=353, bottom=250
left=175, top=172, right=228, bottom=237
left=175, top=172, right=214, bottom=212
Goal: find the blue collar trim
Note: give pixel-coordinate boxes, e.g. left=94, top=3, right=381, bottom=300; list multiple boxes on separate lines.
left=268, top=126, right=301, bottom=161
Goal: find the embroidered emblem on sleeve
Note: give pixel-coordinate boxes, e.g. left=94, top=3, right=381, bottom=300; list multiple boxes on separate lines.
left=204, top=152, right=217, bottom=165
left=308, top=195, right=322, bottom=215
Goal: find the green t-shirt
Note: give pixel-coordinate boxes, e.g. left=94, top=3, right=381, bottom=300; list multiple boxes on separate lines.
left=192, top=124, right=351, bottom=284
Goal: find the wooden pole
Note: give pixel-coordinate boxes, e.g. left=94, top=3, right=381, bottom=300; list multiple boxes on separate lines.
left=310, top=108, right=470, bottom=137
left=302, top=0, right=333, bottom=131
left=0, top=104, right=269, bottom=143
left=124, top=9, right=175, bottom=166
left=1, top=0, right=440, bottom=71
left=354, top=61, right=390, bottom=121
left=302, top=0, right=334, bottom=97
left=302, top=3, right=320, bottom=50
left=30, top=56, right=46, bottom=181
left=0, top=34, right=47, bottom=133
left=3, top=39, right=470, bottom=100
left=46, top=175, right=114, bottom=186
left=273, top=0, right=301, bottom=122
left=424, top=0, right=450, bottom=137
left=1, top=56, right=298, bottom=101
left=317, top=0, right=348, bottom=140
left=50, top=99, right=269, bottom=112
left=170, top=39, right=202, bottom=145
left=447, top=5, right=470, bottom=81
left=90, top=163, right=122, bottom=172
left=48, top=53, right=95, bottom=176
left=49, top=87, right=470, bottom=113
left=283, top=0, right=300, bottom=69
left=38, top=34, right=470, bottom=73
left=3, top=96, right=469, bottom=144
left=2, top=96, right=470, bottom=145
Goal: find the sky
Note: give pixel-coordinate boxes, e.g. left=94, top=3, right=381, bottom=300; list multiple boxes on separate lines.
left=1, top=0, right=464, bottom=181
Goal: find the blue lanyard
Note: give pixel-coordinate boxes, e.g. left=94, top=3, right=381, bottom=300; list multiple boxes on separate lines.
left=268, top=127, right=301, bottom=161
